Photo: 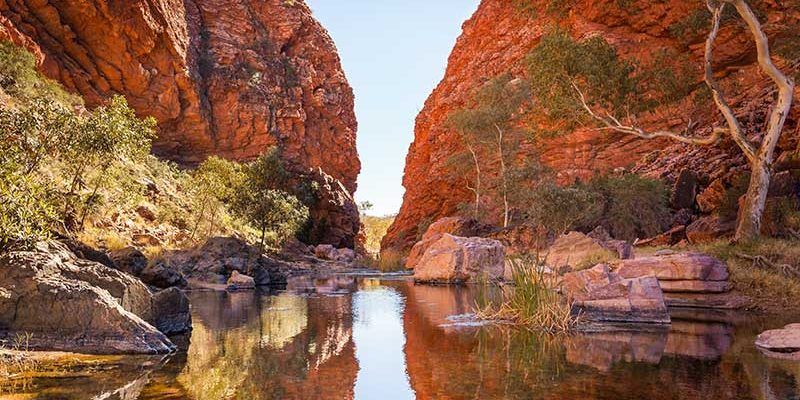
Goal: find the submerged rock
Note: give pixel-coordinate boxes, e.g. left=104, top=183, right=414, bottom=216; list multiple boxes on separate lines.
left=756, top=324, right=800, bottom=360
left=413, top=234, right=505, bottom=284
left=563, top=264, right=670, bottom=325
left=0, top=242, right=175, bottom=354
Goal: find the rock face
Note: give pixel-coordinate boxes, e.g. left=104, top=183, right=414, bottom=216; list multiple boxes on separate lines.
left=0, top=242, right=176, bottom=354
left=755, top=323, right=800, bottom=360
left=413, top=234, right=505, bottom=283
left=616, top=253, right=744, bottom=309
left=383, top=0, right=800, bottom=251
left=0, top=0, right=361, bottom=247
left=405, top=217, right=494, bottom=269
left=546, top=231, right=629, bottom=271
left=562, top=264, right=670, bottom=325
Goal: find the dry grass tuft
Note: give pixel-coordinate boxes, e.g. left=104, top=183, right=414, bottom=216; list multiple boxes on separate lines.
left=476, top=257, right=578, bottom=332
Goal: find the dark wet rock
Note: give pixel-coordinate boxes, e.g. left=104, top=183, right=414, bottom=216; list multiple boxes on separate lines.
left=0, top=241, right=175, bottom=354
left=149, top=287, right=191, bottom=335
left=140, top=262, right=187, bottom=289
left=756, top=323, right=800, bottom=360
left=413, top=234, right=505, bottom=284
left=671, top=169, right=699, bottom=210
left=659, top=280, right=733, bottom=293
left=109, top=246, right=148, bottom=276
left=664, top=292, right=749, bottom=310
left=563, top=264, right=670, bottom=325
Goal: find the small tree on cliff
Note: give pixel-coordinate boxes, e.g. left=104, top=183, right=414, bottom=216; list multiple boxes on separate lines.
left=448, top=74, right=530, bottom=228
left=527, top=0, right=795, bottom=242
left=232, top=151, right=308, bottom=249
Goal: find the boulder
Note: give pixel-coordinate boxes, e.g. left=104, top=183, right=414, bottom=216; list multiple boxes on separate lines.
left=546, top=231, right=622, bottom=271
left=697, top=179, right=726, bottom=213
left=109, top=247, right=148, bottom=276
left=226, top=271, right=256, bottom=291
left=140, top=262, right=187, bottom=289
left=0, top=242, right=175, bottom=354
left=149, top=288, right=192, bottom=335
left=755, top=323, right=800, bottom=360
left=132, top=233, right=162, bottom=247
left=314, top=244, right=337, bottom=260
left=616, top=253, right=729, bottom=282
left=406, top=217, right=494, bottom=269
left=562, top=265, right=670, bottom=325
left=135, top=205, right=157, bottom=222
left=413, top=234, right=505, bottom=283
left=686, top=216, right=736, bottom=244
left=671, top=169, right=699, bottom=210
left=335, top=248, right=356, bottom=263
left=487, top=223, right=549, bottom=257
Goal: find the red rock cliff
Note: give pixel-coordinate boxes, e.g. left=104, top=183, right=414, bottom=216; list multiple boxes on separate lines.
left=0, top=0, right=361, bottom=247
left=383, top=0, right=799, bottom=251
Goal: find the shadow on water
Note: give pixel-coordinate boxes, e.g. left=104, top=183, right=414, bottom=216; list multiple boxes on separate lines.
left=3, top=276, right=800, bottom=399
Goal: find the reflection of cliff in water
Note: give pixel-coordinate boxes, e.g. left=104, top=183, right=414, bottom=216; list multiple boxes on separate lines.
left=396, top=280, right=800, bottom=400
left=178, top=278, right=358, bottom=400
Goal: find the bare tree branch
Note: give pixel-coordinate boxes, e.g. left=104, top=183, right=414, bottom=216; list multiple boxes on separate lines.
left=571, top=82, right=725, bottom=145
left=729, top=0, right=795, bottom=163
left=705, top=1, right=758, bottom=161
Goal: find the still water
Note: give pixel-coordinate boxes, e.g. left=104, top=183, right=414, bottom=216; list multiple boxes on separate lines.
left=3, top=275, right=800, bottom=399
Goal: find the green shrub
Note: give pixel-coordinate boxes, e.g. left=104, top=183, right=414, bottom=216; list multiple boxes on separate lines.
left=0, top=169, right=56, bottom=251
left=585, top=174, right=671, bottom=240
left=0, top=41, right=81, bottom=107
left=527, top=182, right=602, bottom=235
left=232, top=152, right=309, bottom=248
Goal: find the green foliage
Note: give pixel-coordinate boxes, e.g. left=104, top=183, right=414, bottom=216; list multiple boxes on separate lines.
left=232, top=152, right=309, bottom=248
left=190, top=156, right=246, bottom=240
left=584, top=174, right=671, bottom=240
left=526, top=182, right=602, bottom=235
left=0, top=41, right=81, bottom=107
left=526, top=30, right=639, bottom=132
left=0, top=169, right=56, bottom=251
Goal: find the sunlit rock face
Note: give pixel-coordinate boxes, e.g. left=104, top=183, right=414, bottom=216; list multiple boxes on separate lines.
left=383, top=0, right=800, bottom=251
left=0, top=0, right=360, bottom=245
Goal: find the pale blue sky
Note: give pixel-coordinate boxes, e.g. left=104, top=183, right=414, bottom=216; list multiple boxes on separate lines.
left=306, top=0, right=481, bottom=216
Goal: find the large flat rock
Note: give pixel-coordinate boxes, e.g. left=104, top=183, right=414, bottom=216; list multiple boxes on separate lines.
left=616, top=253, right=729, bottom=281
left=413, top=234, right=504, bottom=284
left=756, top=323, right=800, bottom=360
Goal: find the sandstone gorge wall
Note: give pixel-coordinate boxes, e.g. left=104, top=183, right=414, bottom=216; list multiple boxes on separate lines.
left=383, top=0, right=800, bottom=251
left=0, top=0, right=361, bottom=247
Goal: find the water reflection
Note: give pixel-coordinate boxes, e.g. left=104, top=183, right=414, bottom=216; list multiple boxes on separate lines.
left=3, top=276, right=800, bottom=400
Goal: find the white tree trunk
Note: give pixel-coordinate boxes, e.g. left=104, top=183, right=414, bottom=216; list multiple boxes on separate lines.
left=736, top=160, right=770, bottom=241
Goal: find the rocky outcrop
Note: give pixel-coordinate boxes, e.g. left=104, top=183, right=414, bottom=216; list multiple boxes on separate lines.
left=0, top=242, right=178, bottom=354
left=562, top=264, right=671, bottom=325
left=756, top=323, right=800, bottom=360
left=546, top=231, right=630, bottom=271
left=384, top=0, right=800, bottom=251
left=413, top=234, right=505, bottom=284
left=0, top=0, right=361, bottom=247
left=615, top=252, right=745, bottom=309
left=405, top=217, right=494, bottom=269
left=161, top=236, right=288, bottom=289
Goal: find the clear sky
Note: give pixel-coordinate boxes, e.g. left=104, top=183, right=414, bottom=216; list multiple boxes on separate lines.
left=306, top=0, right=480, bottom=216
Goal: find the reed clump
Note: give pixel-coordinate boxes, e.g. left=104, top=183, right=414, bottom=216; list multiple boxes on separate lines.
left=476, top=257, right=578, bottom=332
